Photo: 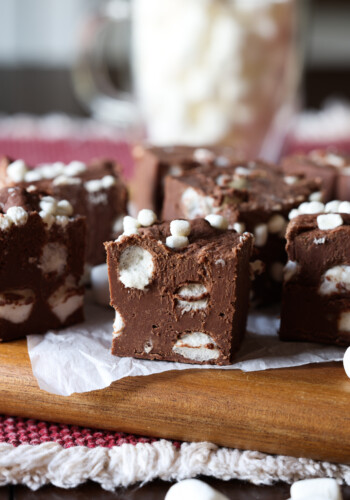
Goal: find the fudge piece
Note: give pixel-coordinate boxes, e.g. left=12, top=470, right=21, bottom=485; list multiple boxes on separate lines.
left=162, top=160, right=320, bottom=301
left=281, top=149, right=350, bottom=202
left=105, top=214, right=254, bottom=365
left=0, top=157, right=128, bottom=266
left=280, top=200, right=350, bottom=345
left=0, top=186, right=86, bottom=341
left=131, top=145, right=245, bottom=215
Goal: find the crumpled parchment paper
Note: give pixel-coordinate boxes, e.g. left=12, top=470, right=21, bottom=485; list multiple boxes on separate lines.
left=27, top=298, right=345, bottom=396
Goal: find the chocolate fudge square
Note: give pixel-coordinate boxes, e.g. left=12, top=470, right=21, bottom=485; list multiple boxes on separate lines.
left=131, top=145, right=245, bottom=215
left=280, top=208, right=350, bottom=346
left=282, top=149, right=350, bottom=202
left=162, top=160, right=320, bottom=302
left=0, top=187, right=86, bottom=341
left=105, top=217, right=254, bottom=365
left=0, top=157, right=128, bottom=266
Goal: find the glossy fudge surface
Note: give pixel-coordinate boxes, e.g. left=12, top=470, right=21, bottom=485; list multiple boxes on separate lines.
left=0, top=157, right=128, bottom=265
left=0, top=186, right=85, bottom=341
left=105, top=219, right=253, bottom=365
left=280, top=212, right=350, bottom=345
left=162, top=160, right=320, bottom=302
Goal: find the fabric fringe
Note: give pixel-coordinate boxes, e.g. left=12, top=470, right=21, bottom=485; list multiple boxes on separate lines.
left=0, top=441, right=350, bottom=491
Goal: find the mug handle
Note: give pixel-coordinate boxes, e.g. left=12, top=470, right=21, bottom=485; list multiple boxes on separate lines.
left=72, top=0, right=143, bottom=138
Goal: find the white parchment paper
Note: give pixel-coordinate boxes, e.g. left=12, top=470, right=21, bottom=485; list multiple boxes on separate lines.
left=27, top=298, right=345, bottom=396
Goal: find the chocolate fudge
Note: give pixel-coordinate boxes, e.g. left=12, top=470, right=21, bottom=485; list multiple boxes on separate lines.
left=131, top=145, right=245, bottom=215
left=105, top=215, right=254, bottom=365
left=0, top=157, right=128, bottom=266
left=282, top=149, right=350, bottom=202
left=0, top=186, right=86, bottom=341
left=280, top=202, right=350, bottom=345
left=162, top=160, right=320, bottom=302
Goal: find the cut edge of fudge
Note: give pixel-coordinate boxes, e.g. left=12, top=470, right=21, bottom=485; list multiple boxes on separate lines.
left=105, top=212, right=254, bottom=365
left=0, top=186, right=86, bottom=341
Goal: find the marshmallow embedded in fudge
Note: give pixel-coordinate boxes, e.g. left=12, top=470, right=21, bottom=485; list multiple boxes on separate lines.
left=282, top=149, right=350, bottom=202
left=290, top=478, right=342, bottom=500
left=280, top=212, right=350, bottom=346
left=0, top=186, right=86, bottom=341
left=344, top=347, right=350, bottom=379
left=105, top=218, right=254, bottom=365
left=131, top=144, right=245, bottom=215
left=0, top=156, right=128, bottom=266
left=90, top=263, right=111, bottom=307
left=162, top=159, right=319, bottom=303
left=165, top=479, right=229, bottom=500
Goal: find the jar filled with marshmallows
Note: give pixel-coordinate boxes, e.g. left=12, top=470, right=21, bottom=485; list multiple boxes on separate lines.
left=74, top=0, right=305, bottom=160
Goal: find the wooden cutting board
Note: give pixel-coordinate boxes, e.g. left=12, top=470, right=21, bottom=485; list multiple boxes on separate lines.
left=0, top=339, right=350, bottom=464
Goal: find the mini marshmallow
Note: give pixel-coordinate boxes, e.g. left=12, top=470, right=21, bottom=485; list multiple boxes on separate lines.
left=166, top=235, right=189, bottom=249
left=165, top=479, right=228, bottom=500
left=317, top=214, right=343, bottom=231
left=40, top=196, right=57, bottom=215
left=267, top=214, right=286, bottom=234
left=123, top=216, right=140, bottom=235
left=343, top=346, right=350, bottom=379
left=170, top=219, right=191, bottom=237
left=193, top=148, right=215, bottom=163
left=6, top=206, right=28, bottom=226
left=205, top=214, right=228, bottom=230
left=24, top=170, right=42, bottom=183
left=137, top=209, right=157, bottom=227
left=284, top=176, right=299, bottom=185
left=39, top=211, right=55, bottom=229
left=101, top=175, right=116, bottom=189
left=309, top=191, right=323, bottom=202
left=7, top=159, right=27, bottom=182
left=338, top=201, right=350, bottom=214
left=289, top=208, right=300, bottom=220
left=91, top=263, right=110, bottom=306
left=55, top=215, right=70, bottom=227
left=325, top=200, right=341, bottom=213
left=56, top=200, right=73, bottom=217
left=64, top=160, right=86, bottom=177
left=254, top=224, right=268, bottom=247
left=233, top=222, right=245, bottom=234
left=301, top=201, right=325, bottom=214
left=290, top=478, right=342, bottom=500
left=0, top=214, right=12, bottom=231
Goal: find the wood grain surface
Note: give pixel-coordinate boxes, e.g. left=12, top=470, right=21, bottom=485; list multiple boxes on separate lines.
left=0, top=339, right=350, bottom=464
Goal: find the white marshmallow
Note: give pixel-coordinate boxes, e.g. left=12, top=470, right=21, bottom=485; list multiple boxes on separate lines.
left=40, top=196, right=57, bottom=215
left=173, top=332, right=220, bottom=362
left=7, top=159, right=27, bottom=182
left=338, top=311, right=350, bottom=333
left=55, top=215, right=70, bottom=227
left=85, top=179, right=102, bottom=193
left=314, top=237, right=326, bottom=245
left=24, top=170, right=42, bottom=183
left=300, top=201, right=325, bottom=214
left=48, top=278, right=84, bottom=323
left=101, top=175, right=116, bottom=189
left=181, top=188, right=216, bottom=219
left=6, top=206, right=28, bottom=226
left=144, top=339, right=153, bottom=353
left=0, top=289, right=34, bottom=323
left=338, top=201, right=350, bottom=214
left=119, top=245, right=154, bottom=290
left=319, top=266, right=350, bottom=295
left=123, top=216, right=141, bottom=235
left=166, top=235, right=189, bottom=249
left=177, top=283, right=208, bottom=313
left=90, top=264, right=110, bottom=307
left=290, top=478, right=342, bottom=500
left=39, top=211, right=55, bottom=229
left=64, top=161, right=86, bottom=177
left=253, top=224, right=268, bottom=247
left=53, top=175, right=82, bottom=186
left=205, top=214, right=228, bottom=230
left=0, top=214, right=13, bottom=231
left=317, top=214, right=343, bottom=231
left=137, top=209, right=157, bottom=227
left=113, top=309, right=125, bottom=337
left=325, top=200, right=341, bottom=213
left=309, top=191, right=323, bottom=202
left=165, top=479, right=228, bottom=500
left=343, top=346, right=350, bottom=378
left=193, top=148, right=215, bottom=163
left=289, top=208, right=300, bottom=220
left=178, top=283, right=207, bottom=299
left=233, top=222, right=245, bottom=234
left=40, top=243, right=67, bottom=275
left=235, top=166, right=251, bottom=177
left=56, top=200, right=73, bottom=217
left=267, top=214, right=286, bottom=234
left=284, top=260, right=299, bottom=282
left=170, top=219, right=191, bottom=237
left=284, top=176, right=299, bottom=185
